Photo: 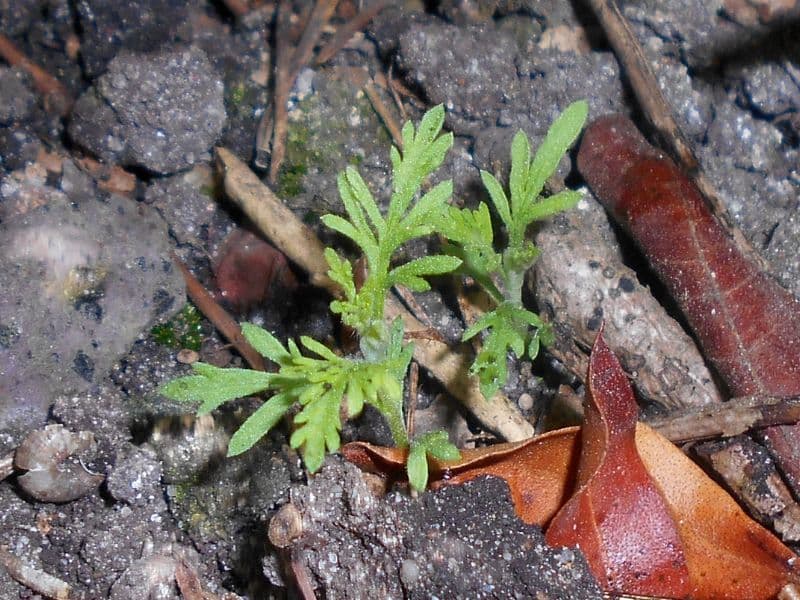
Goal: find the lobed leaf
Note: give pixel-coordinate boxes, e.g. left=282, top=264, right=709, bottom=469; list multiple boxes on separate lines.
left=241, top=323, right=289, bottom=363
left=388, top=255, right=462, bottom=290
left=227, top=393, right=294, bottom=456
left=524, top=100, right=588, bottom=203
left=159, top=363, right=273, bottom=414
left=509, top=130, right=531, bottom=213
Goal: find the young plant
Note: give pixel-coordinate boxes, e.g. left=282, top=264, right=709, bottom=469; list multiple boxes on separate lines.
left=436, top=100, right=588, bottom=399
left=161, top=105, right=461, bottom=488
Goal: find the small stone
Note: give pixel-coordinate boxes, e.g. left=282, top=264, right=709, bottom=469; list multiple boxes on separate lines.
left=518, top=393, right=534, bottom=412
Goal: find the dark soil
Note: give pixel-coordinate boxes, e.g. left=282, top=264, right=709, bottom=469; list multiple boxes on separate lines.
left=0, top=0, right=798, bottom=598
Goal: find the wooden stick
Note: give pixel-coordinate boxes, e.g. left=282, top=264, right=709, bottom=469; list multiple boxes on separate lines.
left=315, top=1, right=390, bottom=66
left=585, top=0, right=768, bottom=269
left=264, top=0, right=296, bottom=179
left=585, top=0, right=696, bottom=171
left=0, top=33, right=72, bottom=116
left=363, top=81, right=403, bottom=149
left=173, top=257, right=266, bottom=372
left=648, top=395, right=800, bottom=444
left=216, top=147, right=336, bottom=293
left=0, top=546, right=71, bottom=600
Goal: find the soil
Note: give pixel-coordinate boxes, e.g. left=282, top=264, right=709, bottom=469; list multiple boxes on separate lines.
left=0, top=0, right=799, bottom=598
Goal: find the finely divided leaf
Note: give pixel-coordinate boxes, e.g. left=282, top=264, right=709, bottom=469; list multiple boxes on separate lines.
left=227, top=392, right=294, bottom=456
left=525, top=100, right=588, bottom=203
left=509, top=130, right=531, bottom=212
left=389, top=255, right=462, bottom=291
left=291, top=383, right=345, bottom=473
left=241, top=323, right=289, bottom=363
left=480, top=170, right=512, bottom=228
left=159, top=363, right=273, bottom=414
left=519, top=189, right=581, bottom=226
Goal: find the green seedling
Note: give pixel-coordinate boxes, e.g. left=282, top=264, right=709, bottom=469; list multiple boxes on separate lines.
left=161, top=101, right=587, bottom=490
left=436, top=100, right=588, bottom=399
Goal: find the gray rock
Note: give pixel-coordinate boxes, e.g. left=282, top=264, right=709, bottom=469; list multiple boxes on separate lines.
left=107, top=445, right=165, bottom=507
left=69, top=46, right=226, bottom=174
left=0, top=68, right=35, bottom=125
left=0, top=0, right=41, bottom=37
left=0, top=192, right=184, bottom=438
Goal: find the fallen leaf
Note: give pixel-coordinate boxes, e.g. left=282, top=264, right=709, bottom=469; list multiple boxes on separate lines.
left=576, top=114, right=800, bottom=499
left=545, top=329, right=690, bottom=597
left=343, top=330, right=800, bottom=598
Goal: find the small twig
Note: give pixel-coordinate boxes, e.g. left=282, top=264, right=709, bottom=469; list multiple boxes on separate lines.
left=406, top=361, right=419, bottom=438
left=0, top=546, right=71, bottom=600
left=384, top=67, right=408, bottom=120
left=0, top=33, right=72, bottom=116
left=175, top=559, right=219, bottom=600
left=289, top=0, right=339, bottom=81
left=647, top=395, right=800, bottom=444
left=363, top=81, right=403, bottom=149
left=216, top=147, right=337, bottom=293
left=290, top=552, right=318, bottom=600
left=315, top=1, right=389, bottom=66
left=173, top=257, right=266, bottom=371
left=585, top=0, right=697, bottom=171
left=264, top=0, right=296, bottom=178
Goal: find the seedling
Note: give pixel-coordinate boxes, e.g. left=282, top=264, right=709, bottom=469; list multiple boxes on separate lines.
left=160, top=101, right=587, bottom=490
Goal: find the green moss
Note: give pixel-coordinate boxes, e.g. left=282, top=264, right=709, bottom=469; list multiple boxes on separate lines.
left=230, top=83, right=246, bottom=106
left=151, top=304, right=204, bottom=350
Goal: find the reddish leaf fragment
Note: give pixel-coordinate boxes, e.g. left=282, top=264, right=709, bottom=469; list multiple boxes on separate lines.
left=213, top=229, right=298, bottom=313
left=545, top=330, right=690, bottom=597
left=577, top=114, right=800, bottom=495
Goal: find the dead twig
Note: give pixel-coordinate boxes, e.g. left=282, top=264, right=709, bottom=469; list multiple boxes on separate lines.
left=215, top=146, right=534, bottom=441
left=647, top=395, right=800, bottom=444
left=585, top=0, right=697, bottom=171
left=173, top=256, right=266, bottom=372
left=289, top=0, right=339, bottom=81
left=0, top=546, right=71, bottom=600
left=265, top=0, right=339, bottom=182
left=0, top=33, right=72, bottom=116
left=290, top=552, right=318, bottom=600
left=363, top=81, right=403, bottom=149
left=315, top=1, right=389, bottom=66
left=216, top=147, right=336, bottom=292
left=261, top=0, right=296, bottom=177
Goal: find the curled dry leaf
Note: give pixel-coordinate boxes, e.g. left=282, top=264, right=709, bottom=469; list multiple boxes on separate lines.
left=14, top=424, right=103, bottom=503
left=343, top=331, right=800, bottom=599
